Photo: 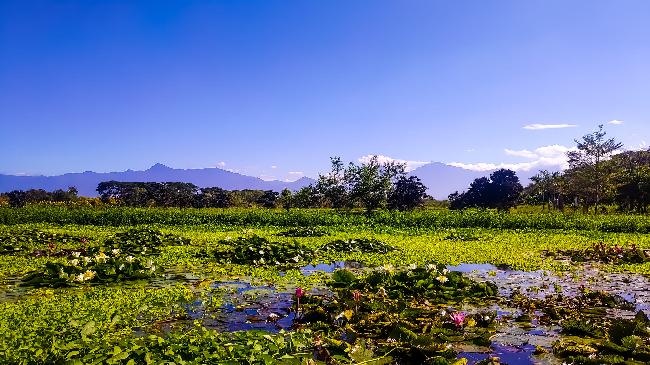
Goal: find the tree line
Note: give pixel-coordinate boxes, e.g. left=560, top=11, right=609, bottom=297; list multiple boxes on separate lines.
left=1, top=156, right=430, bottom=210
left=449, top=125, right=650, bottom=213
left=0, top=187, right=80, bottom=207
left=4, top=125, right=648, bottom=213
left=94, top=156, right=429, bottom=211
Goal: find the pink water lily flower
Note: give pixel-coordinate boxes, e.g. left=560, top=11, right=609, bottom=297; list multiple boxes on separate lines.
left=450, top=312, right=466, bottom=327
left=295, top=287, right=304, bottom=298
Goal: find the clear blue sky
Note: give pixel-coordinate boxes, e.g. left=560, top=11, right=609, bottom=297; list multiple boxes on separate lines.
left=1, top=1, right=649, bottom=180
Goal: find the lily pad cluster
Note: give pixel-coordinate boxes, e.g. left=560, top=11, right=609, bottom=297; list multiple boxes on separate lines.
left=443, top=233, right=480, bottom=242
left=336, top=264, right=498, bottom=301
left=276, top=227, right=328, bottom=237
left=553, top=311, right=650, bottom=364
left=101, top=228, right=189, bottom=256
left=294, top=265, right=499, bottom=364
left=510, top=285, right=650, bottom=364
left=552, top=242, right=649, bottom=264
left=0, top=229, right=89, bottom=254
left=214, top=235, right=313, bottom=266
left=19, top=228, right=186, bottom=287
left=320, top=238, right=396, bottom=254
left=22, top=248, right=162, bottom=287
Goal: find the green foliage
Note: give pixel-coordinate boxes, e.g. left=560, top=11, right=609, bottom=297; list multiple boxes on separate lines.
left=320, top=238, right=396, bottom=254
left=102, top=228, right=189, bottom=256
left=22, top=249, right=162, bottom=287
left=8, top=206, right=650, bottom=233
left=215, top=235, right=313, bottom=266
left=276, top=227, right=328, bottom=237
left=0, top=285, right=193, bottom=363
left=0, top=228, right=89, bottom=254
left=449, top=169, right=523, bottom=211
left=347, top=264, right=498, bottom=301
left=557, top=242, right=649, bottom=264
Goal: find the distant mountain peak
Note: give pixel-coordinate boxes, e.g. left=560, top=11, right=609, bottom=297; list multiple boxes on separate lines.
left=148, top=163, right=172, bottom=171
left=0, top=164, right=315, bottom=197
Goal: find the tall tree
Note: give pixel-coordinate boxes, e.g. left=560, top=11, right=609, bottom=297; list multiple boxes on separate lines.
left=387, top=175, right=428, bottom=211
left=315, top=157, right=349, bottom=208
left=345, top=155, right=406, bottom=212
left=449, top=169, right=522, bottom=211
left=566, top=125, right=623, bottom=213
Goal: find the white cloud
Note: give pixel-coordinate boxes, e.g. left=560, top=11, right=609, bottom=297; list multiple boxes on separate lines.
left=449, top=144, right=577, bottom=172
left=465, top=148, right=475, bottom=153
left=504, top=149, right=537, bottom=159
left=448, top=161, right=539, bottom=171
left=608, top=119, right=624, bottom=125
left=523, top=123, right=577, bottom=130
left=357, top=154, right=430, bottom=172
left=270, top=165, right=277, bottom=169
left=288, top=171, right=304, bottom=176
left=216, top=161, right=226, bottom=168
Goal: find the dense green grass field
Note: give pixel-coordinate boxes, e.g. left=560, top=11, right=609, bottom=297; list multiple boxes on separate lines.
left=1, top=207, right=649, bottom=364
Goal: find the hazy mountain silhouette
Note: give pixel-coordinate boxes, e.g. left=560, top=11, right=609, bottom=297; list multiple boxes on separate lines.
left=0, top=163, right=315, bottom=197
left=0, top=162, right=540, bottom=199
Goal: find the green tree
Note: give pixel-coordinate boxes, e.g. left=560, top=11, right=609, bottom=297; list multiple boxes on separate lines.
left=345, top=155, right=406, bottom=212
left=279, top=188, right=293, bottom=210
left=316, top=157, right=349, bottom=208
left=387, top=175, right=428, bottom=211
left=449, top=169, right=522, bottom=211
left=566, top=125, right=623, bottom=213
left=256, top=190, right=279, bottom=208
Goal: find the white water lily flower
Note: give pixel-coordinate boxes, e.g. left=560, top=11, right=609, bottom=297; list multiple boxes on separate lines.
left=83, top=256, right=92, bottom=264
left=82, top=270, right=96, bottom=281
left=408, top=264, right=417, bottom=271
left=436, top=275, right=448, bottom=283
left=70, top=259, right=79, bottom=266
left=95, top=252, right=108, bottom=263
left=125, top=255, right=134, bottom=263
left=442, top=268, right=449, bottom=274
left=72, top=251, right=81, bottom=258
left=111, top=248, right=120, bottom=256
left=425, top=264, right=437, bottom=272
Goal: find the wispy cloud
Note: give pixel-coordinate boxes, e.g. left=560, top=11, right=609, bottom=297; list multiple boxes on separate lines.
left=504, top=148, right=537, bottom=159
left=270, top=165, right=277, bottom=169
left=608, top=119, right=624, bottom=125
left=259, top=174, right=276, bottom=181
left=523, top=123, right=577, bottom=130
left=288, top=171, right=304, bottom=176
left=216, top=161, right=226, bottom=168
left=449, top=144, right=577, bottom=172
left=357, top=154, right=429, bottom=172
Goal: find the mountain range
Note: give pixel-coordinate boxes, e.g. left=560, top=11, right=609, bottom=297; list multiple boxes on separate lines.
left=0, top=163, right=537, bottom=200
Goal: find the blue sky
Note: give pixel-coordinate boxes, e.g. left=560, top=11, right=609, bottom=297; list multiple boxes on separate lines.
left=1, top=1, right=649, bottom=180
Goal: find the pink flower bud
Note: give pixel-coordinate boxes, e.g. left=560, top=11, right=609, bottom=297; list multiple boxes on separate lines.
left=352, top=290, right=361, bottom=302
